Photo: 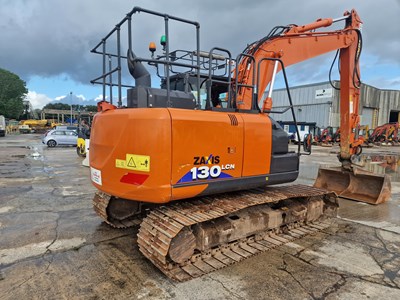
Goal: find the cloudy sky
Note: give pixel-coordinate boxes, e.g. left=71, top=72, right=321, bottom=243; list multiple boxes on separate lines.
left=1, top=0, right=399, bottom=108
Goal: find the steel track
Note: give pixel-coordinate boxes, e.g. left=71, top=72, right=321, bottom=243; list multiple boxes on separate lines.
left=93, top=184, right=337, bottom=281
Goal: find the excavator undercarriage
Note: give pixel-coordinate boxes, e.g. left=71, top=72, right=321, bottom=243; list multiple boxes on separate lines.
left=94, top=185, right=337, bottom=281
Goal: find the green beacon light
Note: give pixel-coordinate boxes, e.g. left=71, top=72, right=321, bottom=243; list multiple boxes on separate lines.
left=160, top=35, right=167, bottom=49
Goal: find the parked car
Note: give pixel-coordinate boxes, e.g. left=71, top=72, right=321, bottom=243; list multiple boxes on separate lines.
left=0, top=115, right=5, bottom=137
left=42, top=129, right=78, bottom=147
left=55, top=125, right=78, bottom=132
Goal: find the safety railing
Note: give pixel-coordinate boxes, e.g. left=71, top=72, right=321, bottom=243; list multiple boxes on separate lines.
left=256, top=57, right=301, bottom=154
left=91, top=6, right=202, bottom=107
left=235, top=53, right=257, bottom=110
left=205, top=47, right=232, bottom=109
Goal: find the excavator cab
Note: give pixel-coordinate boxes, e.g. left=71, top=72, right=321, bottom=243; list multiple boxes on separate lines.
left=160, top=72, right=231, bottom=109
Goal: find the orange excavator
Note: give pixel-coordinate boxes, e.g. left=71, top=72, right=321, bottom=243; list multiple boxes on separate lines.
left=368, top=122, right=399, bottom=144
left=314, top=126, right=334, bottom=145
left=89, top=7, right=391, bottom=281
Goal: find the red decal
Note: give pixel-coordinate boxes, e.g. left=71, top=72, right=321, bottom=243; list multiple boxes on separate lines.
left=120, top=173, right=149, bottom=185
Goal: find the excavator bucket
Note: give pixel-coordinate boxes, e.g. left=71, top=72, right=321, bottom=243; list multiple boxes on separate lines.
left=314, top=167, right=391, bottom=204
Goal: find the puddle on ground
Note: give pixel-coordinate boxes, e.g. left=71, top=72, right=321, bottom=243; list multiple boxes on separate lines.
left=27, top=145, right=44, bottom=161
left=336, top=153, right=400, bottom=226
left=299, top=152, right=400, bottom=191
left=354, top=153, right=400, bottom=183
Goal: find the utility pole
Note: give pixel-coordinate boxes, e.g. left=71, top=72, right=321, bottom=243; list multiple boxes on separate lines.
left=70, top=92, right=73, bottom=125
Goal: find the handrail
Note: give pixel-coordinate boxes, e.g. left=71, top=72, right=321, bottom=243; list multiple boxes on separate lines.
left=256, top=58, right=301, bottom=154
left=206, top=47, right=232, bottom=109
left=91, top=6, right=201, bottom=108
left=235, top=54, right=257, bottom=110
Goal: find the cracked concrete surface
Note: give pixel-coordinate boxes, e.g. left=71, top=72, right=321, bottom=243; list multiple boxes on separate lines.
left=0, top=134, right=399, bottom=299
left=305, top=240, right=384, bottom=277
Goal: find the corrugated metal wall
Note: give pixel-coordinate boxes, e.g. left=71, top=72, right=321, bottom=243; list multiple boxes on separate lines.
left=360, top=107, right=376, bottom=128
left=267, top=81, right=400, bottom=129
left=376, top=89, right=400, bottom=125
left=268, top=82, right=334, bottom=128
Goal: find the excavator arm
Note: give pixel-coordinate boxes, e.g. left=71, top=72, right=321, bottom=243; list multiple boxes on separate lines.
left=234, top=9, right=391, bottom=204
left=235, top=9, right=362, bottom=164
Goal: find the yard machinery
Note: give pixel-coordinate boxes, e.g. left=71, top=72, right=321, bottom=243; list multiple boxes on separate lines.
left=19, top=119, right=52, bottom=133
left=89, top=7, right=391, bottom=281
left=358, top=125, right=373, bottom=147
left=368, top=122, right=399, bottom=145
left=333, top=128, right=341, bottom=144
left=76, top=118, right=92, bottom=157
left=315, top=126, right=334, bottom=146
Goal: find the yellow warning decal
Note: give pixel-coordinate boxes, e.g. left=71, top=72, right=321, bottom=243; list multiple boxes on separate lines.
left=115, top=154, right=150, bottom=172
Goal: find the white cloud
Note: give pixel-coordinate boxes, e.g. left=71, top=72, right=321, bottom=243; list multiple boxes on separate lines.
left=77, top=94, right=86, bottom=101
left=3, top=0, right=399, bottom=101
left=365, top=76, right=400, bottom=91
left=54, top=95, right=66, bottom=101
left=93, top=95, right=126, bottom=104
left=26, top=91, right=53, bottom=109
left=94, top=94, right=108, bottom=102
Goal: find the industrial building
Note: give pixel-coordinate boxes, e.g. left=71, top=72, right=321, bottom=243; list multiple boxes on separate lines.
left=268, top=81, right=400, bottom=134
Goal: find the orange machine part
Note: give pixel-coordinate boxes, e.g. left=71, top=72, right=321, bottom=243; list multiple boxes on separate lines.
left=241, top=113, right=271, bottom=177
left=234, top=9, right=363, bottom=163
left=169, top=109, right=244, bottom=200
left=90, top=108, right=274, bottom=204
left=90, top=108, right=173, bottom=203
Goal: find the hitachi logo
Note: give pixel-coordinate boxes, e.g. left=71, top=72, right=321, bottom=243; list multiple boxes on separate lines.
left=194, top=155, right=220, bottom=165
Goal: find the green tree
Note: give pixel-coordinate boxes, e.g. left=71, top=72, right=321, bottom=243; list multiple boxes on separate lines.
left=33, top=108, right=42, bottom=118
left=83, top=105, right=97, bottom=112
left=43, top=102, right=71, bottom=110
left=0, top=68, right=27, bottom=119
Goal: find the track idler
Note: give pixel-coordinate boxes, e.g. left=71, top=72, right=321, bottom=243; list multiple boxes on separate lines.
left=314, top=166, right=391, bottom=204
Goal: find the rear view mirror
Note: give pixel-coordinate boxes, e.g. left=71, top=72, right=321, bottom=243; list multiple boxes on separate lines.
left=303, top=133, right=312, bottom=153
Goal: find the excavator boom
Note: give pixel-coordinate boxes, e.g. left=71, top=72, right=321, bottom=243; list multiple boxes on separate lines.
left=235, top=10, right=363, bottom=160
left=234, top=9, right=390, bottom=204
